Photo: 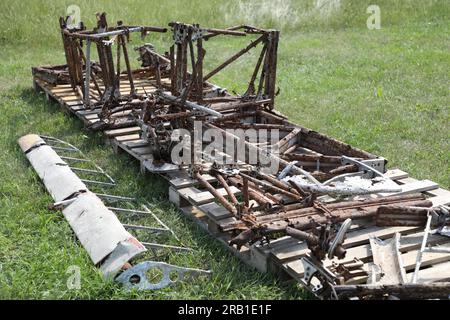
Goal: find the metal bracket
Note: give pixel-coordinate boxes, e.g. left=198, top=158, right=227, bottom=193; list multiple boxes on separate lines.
left=328, top=218, right=352, bottom=259
left=300, top=256, right=337, bottom=296
left=116, top=261, right=211, bottom=290
left=341, top=156, right=386, bottom=178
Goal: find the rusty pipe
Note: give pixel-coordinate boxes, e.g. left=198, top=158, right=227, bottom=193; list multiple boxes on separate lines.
left=194, top=172, right=237, bottom=215
left=216, top=173, right=239, bottom=206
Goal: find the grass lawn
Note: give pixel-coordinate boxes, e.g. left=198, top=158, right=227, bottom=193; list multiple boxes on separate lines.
left=0, top=0, right=448, bottom=299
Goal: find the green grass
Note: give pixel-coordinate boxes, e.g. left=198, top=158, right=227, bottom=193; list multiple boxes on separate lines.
left=0, top=0, right=448, bottom=299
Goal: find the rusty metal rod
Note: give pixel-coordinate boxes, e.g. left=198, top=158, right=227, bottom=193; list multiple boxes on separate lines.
left=285, top=199, right=433, bottom=231
left=216, top=174, right=239, bottom=206
left=239, top=172, right=302, bottom=201
left=256, top=171, right=301, bottom=196
left=194, top=172, right=237, bottom=215
left=225, top=198, right=432, bottom=235
left=120, top=35, right=136, bottom=95
left=258, top=194, right=430, bottom=223
left=286, top=226, right=346, bottom=259
left=228, top=176, right=275, bottom=208
left=211, top=99, right=271, bottom=112
left=334, top=283, right=450, bottom=300
left=285, top=154, right=343, bottom=164
left=203, top=35, right=265, bottom=81
left=271, top=128, right=301, bottom=153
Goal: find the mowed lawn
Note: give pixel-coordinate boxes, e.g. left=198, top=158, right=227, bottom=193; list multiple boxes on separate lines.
left=0, top=1, right=448, bottom=299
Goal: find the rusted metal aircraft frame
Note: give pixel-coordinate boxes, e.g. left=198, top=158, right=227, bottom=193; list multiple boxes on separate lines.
left=59, top=12, right=167, bottom=129
left=167, top=21, right=279, bottom=108
left=29, top=12, right=450, bottom=300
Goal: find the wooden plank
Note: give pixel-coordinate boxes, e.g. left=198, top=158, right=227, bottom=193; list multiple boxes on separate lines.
left=131, top=146, right=153, bottom=155
left=114, top=134, right=140, bottom=142
left=179, top=206, right=208, bottom=230
left=187, top=188, right=228, bottom=206
left=76, top=109, right=101, bottom=116
left=388, top=179, right=439, bottom=196
left=123, top=140, right=149, bottom=149
left=169, top=174, right=216, bottom=189
left=50, top=87, right=77, bottom=94
left=60, top=95, right=83, bottom=103
left=396, top=244, right=450, bottom=271
left=142, top=159, right=179, bottom=173
left=188, top=186, right=240, bottom=206
left=396, top=177, right=418, bottom=184
left=70, top=105, right=85, bottom=112
left=85, top=114, right=99, bottom=120
left=200, top=202, right=233, bottom=221
left=408, top=261, right=450, bottom=283
left=425, top=188, right=450, bottom=206
left=87, top=118, right=99, bottom=125
left=169, top=186, right=193, bottom=207
left=105, top=127, right=141, bottom=138
left=429, top=195, right=450, bottom=206
left=384, top=169, right=409, bottom=181
left=176, top=187, right=201, bottom=201
left=425, top=187, right=450, bottom=198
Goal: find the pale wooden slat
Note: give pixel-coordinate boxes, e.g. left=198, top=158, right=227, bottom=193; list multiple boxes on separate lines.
left=105, top=127, right=141, bottom=137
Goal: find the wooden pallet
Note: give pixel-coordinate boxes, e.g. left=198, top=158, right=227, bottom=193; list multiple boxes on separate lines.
left=33, top=77, right=161, bottom=127
left=109, top=132, right=450, bottom=283
left=32, top=75, right=450, bottom=296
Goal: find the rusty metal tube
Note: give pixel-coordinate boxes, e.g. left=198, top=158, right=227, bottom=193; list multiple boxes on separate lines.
left=216, top=174, right=239, bottom=206
left=258, top=196, right=432, bottom=224
left=256, top=171, right=301, bottom=196
left=228, top=176, right=275, bottom=208
left=239, top=172, right=302, bottom=201
left=195, top=172, right=237, bottom=215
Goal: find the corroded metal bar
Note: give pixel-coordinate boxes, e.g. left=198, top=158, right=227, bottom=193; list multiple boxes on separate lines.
left=285, top=154, right=343, bottom=163
left=120, top=34, right=135, bottom=95
left=286, top=227, right=346, bottom=259
left=242, top=176, right=250, bottom=207
left=211, top=99, right=271, bottom=112
left=195, top=172, right=237, bottom=215
left=216, top=174, right=239, bottom=206
left=158, top=91, right=223, bottom=118
left=222, top=194, right=429, bottom=231
left=239, top=172, right=302, bottom=201
left=66, top=25, right=167, bottom=41
left=258, top=194, right=430, bottom=223
left=228, top=176, right=275, bottom=208
left=376, top=205, right=433, bottom=227
left=203, top=35, right=265, bottom=81
left=256, top=171, right=301, bottom=196
left=334, top=283, right=450, bottom=300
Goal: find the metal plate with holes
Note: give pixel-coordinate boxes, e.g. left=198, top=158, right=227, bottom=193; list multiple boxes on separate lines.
left=116, top=261, right=211, bottom=290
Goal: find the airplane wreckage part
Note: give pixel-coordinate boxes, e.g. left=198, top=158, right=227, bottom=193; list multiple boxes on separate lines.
left=116, top=261, right=211, bottom=290
left=225, top=194, right=433, bottom=240
left=286, top=219, right=352, bottom=261
left=18, top=134, right=209, bottom=289
left=18, top=134, right=146, bottom=277
left=30, top=12, right=450, bottom=299
left=157, top=91, right=223, bottom=118
left=40, top=135, right=116, bottom=187
left=333, top=283, right=450, bottom=300
left=376, top=204, right=450, bottom=228
left=368, top=233, right=407, bottom=285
